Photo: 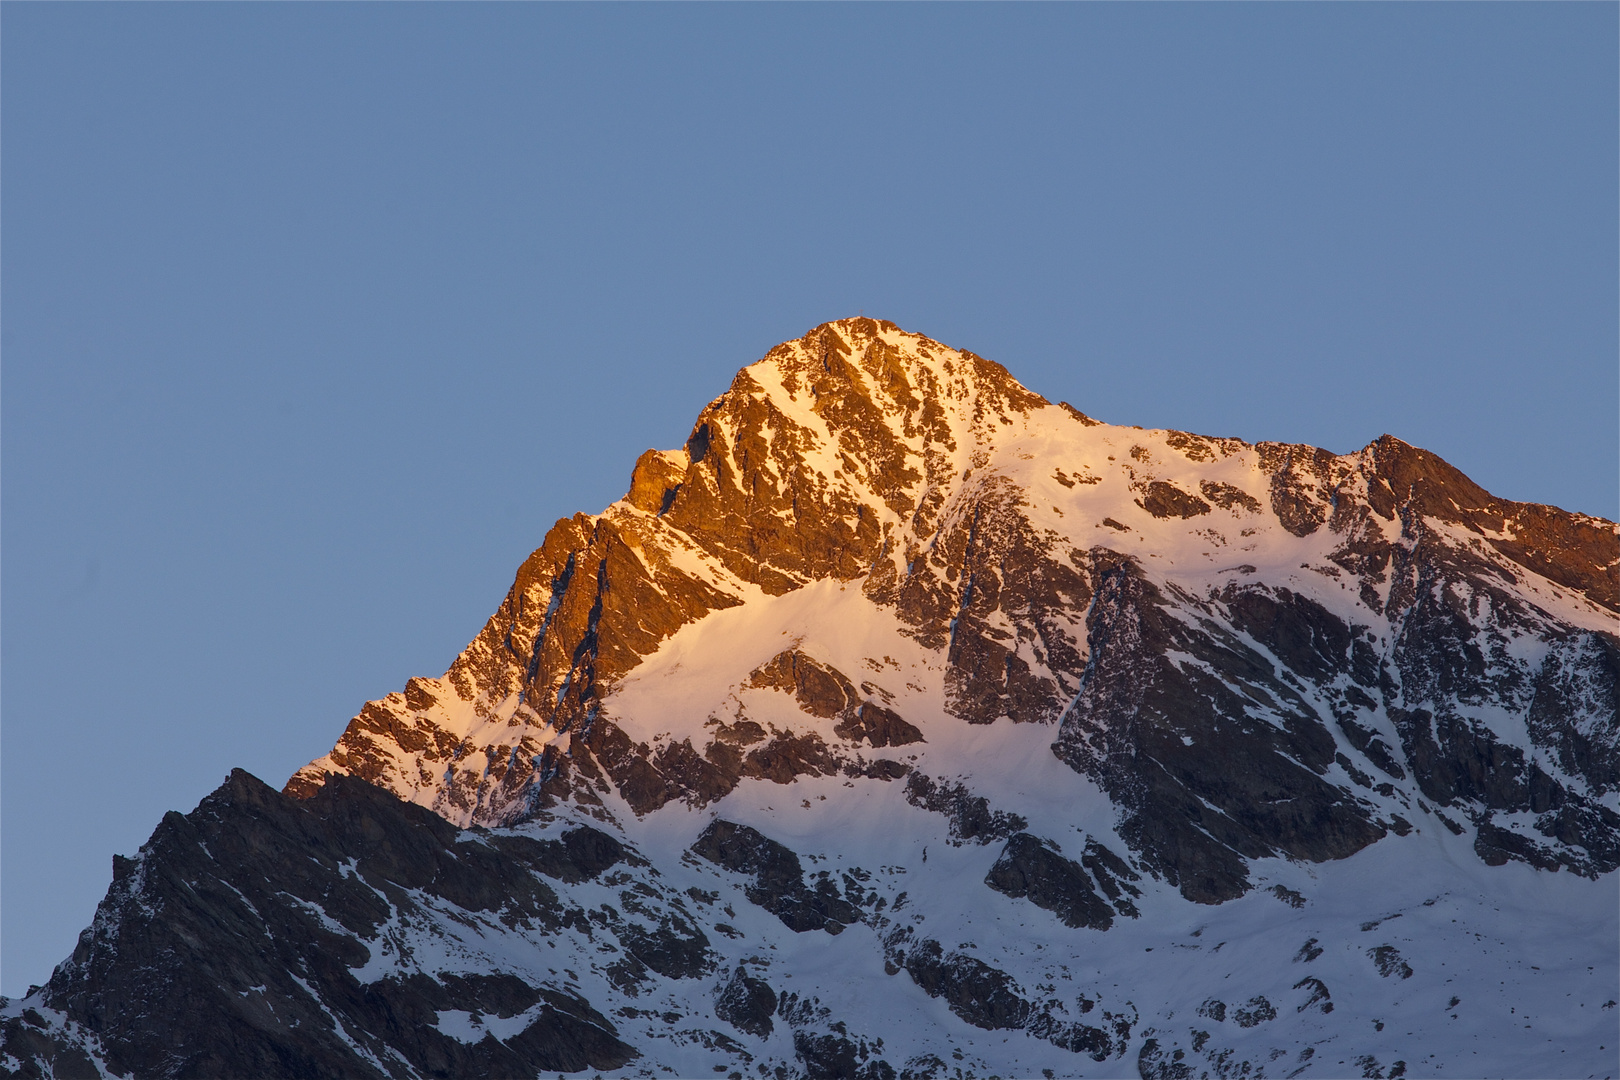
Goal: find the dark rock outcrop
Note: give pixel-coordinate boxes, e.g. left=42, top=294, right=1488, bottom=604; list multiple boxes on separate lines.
left=5, top=770, right=635, bottom=1080
left=747, top=650, right=861, bottom=718
left=899, top=940, right=1030, bottom=1031
left=1293, top=977, right=1333, bottom=1014
left=690, top=820, right=861, bottom=933
left=1137, top=481, right=1211, bottom=519
left=983, top=834, right=1115, bottom=930
left=714, top=966, right=777, bottom=1038
left=747, top=650, right=924, bottom=749
left=1527, top=631, right=1620, bottom=793
left=1053, top=556, right=1386, bottom=902
left=835, top=702, right=924, bottom=748
left=0, top=1013, right=100, bottom=1080
left=902, top=773, right=1027, bottom=846
left=1231, top=996, right=1277, bottom=1027
left=791, top=1030, right=896, bottom=1080
left=1367, top=946, right=1413, bottom=980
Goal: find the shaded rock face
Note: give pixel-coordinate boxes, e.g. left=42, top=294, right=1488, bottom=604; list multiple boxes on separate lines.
left=788, top=1028, right=899, bottom=1080
left=1360, top=434, right=1618, bottom=609
left=1054, top=495, right=1620, bottom=899
left=1527, top=631, right=1620, bottom=791
left=749, top=650, right=924, bottom=748
left=918, top=474, right=1093, bottom=727
left=0, top=1014, right=100, bottom=1080
left=1054, top=557, right=1387, bottom=903
left=835, top=702, right=923, bottom=749
left=984, top=833, right=1136, bottom=930
left=880, top=935, right=1132, bottom=1062
left=690, top=820, right=861, bottom=934
left=902, top=773, right=1027, bottom=846
left=1364, top=513, right=1620, bottom=877
left=714, top=967, right=777, bottom=1038
left=899, top=941, right=1030, bottom=1031
left=8, top=770, right=637, bottom=1080
left=1137, top=481, right=1211, bottom=520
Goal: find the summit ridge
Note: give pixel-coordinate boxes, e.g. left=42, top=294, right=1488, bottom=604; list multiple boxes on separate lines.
left=291, top=317, right=1617, bottom=889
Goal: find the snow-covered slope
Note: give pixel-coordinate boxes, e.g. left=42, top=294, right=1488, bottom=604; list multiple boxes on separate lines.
left=5, top=318, right=1616, bottom=1079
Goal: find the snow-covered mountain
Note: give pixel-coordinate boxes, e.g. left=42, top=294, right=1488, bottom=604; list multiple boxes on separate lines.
left=6, top=318, right=1617, bottom=1079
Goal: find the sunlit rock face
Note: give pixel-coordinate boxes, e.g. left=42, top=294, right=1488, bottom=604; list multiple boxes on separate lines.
left=8, top=318, right=1616, bottom=1079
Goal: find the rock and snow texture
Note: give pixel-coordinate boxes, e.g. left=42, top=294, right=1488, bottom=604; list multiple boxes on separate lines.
left=4, top=318, right=1616, bottom=1079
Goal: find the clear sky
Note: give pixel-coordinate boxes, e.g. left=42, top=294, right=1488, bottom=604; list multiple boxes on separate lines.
left=3, top=4, right=1615, bottom=997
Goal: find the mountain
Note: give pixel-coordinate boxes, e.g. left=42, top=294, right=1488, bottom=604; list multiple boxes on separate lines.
left=5, top=318, right=1616, bottom=1080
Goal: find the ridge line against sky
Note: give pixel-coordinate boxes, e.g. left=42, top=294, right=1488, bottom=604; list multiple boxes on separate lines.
left=3, top=2, right=1616, bottom=997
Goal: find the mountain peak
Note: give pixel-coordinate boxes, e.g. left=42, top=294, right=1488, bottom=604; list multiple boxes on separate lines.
left=285, top=320, right=1616, bottom=844
left=13, top=321, right=1618, bottom=1080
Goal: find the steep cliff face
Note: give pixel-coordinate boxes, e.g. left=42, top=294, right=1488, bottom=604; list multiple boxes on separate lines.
left=284, top=319, right=1080, bottom=824
left=7, top=319, right=1616, bottom=1079
left=14, top=772, right=640, bottom=1080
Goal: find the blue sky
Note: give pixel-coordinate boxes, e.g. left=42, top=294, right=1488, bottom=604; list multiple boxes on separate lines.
left=3, top=4, right=1615, bottom=996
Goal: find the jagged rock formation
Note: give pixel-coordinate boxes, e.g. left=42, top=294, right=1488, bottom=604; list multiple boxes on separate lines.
left=5, top=318, right=1616, bottom=1079
left=6, top=771, right=640, bottom=1080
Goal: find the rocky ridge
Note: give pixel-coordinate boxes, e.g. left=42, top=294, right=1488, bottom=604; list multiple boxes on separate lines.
left=289, top=317, right=1620, bottom=896
left=5, top=318, right=1616, bottom=1079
